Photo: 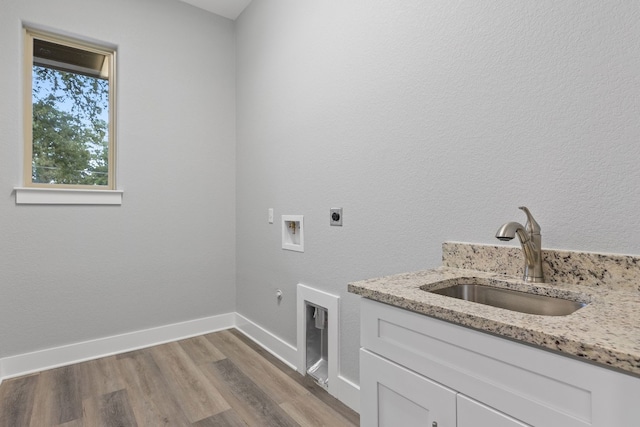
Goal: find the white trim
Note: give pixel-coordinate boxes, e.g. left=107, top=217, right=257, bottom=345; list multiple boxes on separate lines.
left=236, top=309, right=360, bottom=413
left=234, top=312, right=298, bottom=370
left=14, top=187, right=123, bottom=205
left=0, top=312, right=234, bottom=380
left=337, top=374, right=361, bottom=413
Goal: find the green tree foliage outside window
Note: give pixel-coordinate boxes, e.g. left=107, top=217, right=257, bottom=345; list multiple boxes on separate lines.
left=31, top=58, right=110, bottom=186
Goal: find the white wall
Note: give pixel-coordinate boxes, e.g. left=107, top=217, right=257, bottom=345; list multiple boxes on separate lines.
left=0, top=0, right=236, bottom=358
left=235, top=0, right=640, bottom=384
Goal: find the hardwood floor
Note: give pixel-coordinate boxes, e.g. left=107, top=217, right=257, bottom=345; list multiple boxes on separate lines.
left=0, top=329, right=359, bottom=427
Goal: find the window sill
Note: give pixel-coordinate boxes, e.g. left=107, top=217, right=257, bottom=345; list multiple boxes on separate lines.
left=14, top=187, right=123, bottom=205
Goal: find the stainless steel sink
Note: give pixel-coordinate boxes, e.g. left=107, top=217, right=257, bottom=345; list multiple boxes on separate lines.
left=426, top=280, right=587, bottom=316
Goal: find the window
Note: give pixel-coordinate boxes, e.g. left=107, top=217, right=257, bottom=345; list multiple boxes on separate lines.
left=23, top=28, right=116, bottom=191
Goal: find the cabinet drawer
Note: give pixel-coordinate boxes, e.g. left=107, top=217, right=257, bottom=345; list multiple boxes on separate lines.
left=458, top=394, right=529, bottom=427
left=360, top=349, right=456, bottom=427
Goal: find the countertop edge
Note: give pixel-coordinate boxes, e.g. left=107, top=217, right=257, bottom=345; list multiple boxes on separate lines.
left=348, top=270, right=640, bottom=377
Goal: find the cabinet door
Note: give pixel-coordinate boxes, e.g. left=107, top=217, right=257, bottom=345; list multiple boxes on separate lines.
left=360, top=349, right=456, bottom=427
left=458, top=394, right=530, bottom=427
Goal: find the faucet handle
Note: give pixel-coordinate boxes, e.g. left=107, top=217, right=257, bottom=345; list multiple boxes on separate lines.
left=519, top=206, right=541, bottom=235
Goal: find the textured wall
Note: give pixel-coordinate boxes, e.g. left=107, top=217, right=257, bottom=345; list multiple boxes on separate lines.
left=235, top=0, right=640, bottom=383
left=0, top=0, right=236, bottom=357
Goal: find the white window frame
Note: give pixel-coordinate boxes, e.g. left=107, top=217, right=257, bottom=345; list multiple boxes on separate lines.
left=16, top=27, right=121, bottom=205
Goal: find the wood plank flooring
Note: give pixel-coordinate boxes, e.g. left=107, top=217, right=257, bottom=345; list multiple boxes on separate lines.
left=0, top=329, right=359, bottom=427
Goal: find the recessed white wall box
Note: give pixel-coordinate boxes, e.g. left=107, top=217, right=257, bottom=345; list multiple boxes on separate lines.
left=297, top=284, right=339, bottom=397
left=282, top=215, right=304, bottom=252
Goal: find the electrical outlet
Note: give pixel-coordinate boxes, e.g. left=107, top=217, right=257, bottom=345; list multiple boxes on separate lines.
left=330, top=208, right=343, bottom=226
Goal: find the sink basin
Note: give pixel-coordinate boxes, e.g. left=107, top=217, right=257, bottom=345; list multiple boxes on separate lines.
left=425, top=279, right=587, bottom=316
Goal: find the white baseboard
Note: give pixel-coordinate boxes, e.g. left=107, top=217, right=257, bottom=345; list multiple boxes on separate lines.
left=337, top=374, right=360, bottom=413
left=0, top=312, right=235, bottom=381
left=236, top=310, right=360, bottom=413
left=0, top=311, right=359, bottom=413
left=234, top=312, right=298, bottom=370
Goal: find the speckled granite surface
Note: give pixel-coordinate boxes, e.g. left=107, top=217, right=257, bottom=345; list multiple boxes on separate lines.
left=348, top=242, right=640, bottom=376
left=443, top=242, right=640, bottom=293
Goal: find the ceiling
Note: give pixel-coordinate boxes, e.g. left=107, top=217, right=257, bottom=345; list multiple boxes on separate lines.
left=178, top=0, right=252, bottom=20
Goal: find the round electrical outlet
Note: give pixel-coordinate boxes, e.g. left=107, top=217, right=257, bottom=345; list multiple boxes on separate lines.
left=330, top=208, right=343, bottom=226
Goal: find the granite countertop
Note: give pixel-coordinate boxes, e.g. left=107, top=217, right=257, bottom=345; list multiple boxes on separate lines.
left=348, top=243, right=640, bottom=376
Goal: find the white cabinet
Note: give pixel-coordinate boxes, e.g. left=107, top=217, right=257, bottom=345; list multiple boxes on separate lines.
left=457, top=394, right=529, bottom=427
left=361, top=347, right=523, bottom=427
left=360, top=349, right=456, bottom=427
left=359, top=298, right=640, bottom=427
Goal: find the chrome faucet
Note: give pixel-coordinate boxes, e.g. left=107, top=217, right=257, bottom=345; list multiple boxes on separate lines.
left=495, top=206, right=545, bottom=283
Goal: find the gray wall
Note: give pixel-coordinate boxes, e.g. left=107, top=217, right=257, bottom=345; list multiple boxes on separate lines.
left=235, top=0, right=640, bottom=383
left=0, top=0, right=236, bottom=357
left=2, top=0, right=639, bottom=390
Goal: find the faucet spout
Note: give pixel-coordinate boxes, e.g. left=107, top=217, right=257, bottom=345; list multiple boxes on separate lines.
left=495, top=207, right=545, bottom=283
left=495, top=221, right=529, bottom=242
